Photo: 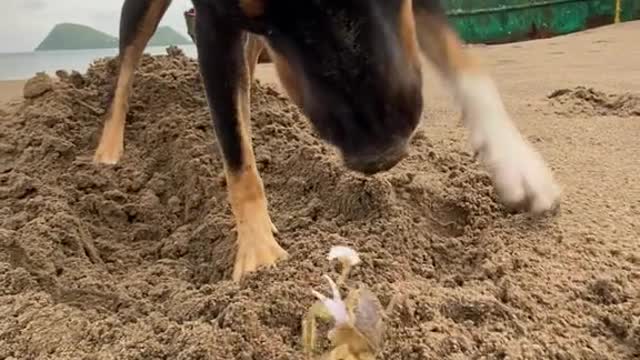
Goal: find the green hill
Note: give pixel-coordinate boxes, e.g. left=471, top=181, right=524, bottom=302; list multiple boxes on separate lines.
left=36, top=23, right=117, bottom=51
left=149, top=26, right=192, bottom=46
left=35, top=23, right=192, bottom=51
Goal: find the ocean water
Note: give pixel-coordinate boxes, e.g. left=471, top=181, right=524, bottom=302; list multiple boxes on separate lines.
left=0, top=45, right=198, bottom=81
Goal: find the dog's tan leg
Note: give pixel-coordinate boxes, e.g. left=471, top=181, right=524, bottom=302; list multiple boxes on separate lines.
left=194, top=3, right=287, bottom=281
left=94, top=0, right=170, bottom=164
left=239, top=34, right=279, bottom=235
left=227, top=36, right=287, bottom=281
left=245, top=34, right=266, bottom=83
left=226, top=166, right=287, bottom=282
left=412, top=2, right=560, bottom=213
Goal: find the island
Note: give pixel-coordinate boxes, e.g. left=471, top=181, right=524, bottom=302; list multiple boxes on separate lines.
left=35, top=23, right=191, bottom=51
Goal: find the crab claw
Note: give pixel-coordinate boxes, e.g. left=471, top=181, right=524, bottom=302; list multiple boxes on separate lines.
left=311, top=275, right=349, bottom=325
left=327, top=246, right=361, bottom=266
left=328, top=245, right=361, bottom=285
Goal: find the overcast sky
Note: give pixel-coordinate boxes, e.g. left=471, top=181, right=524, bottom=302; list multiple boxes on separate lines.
left=0, top=0, right=193, bottom=53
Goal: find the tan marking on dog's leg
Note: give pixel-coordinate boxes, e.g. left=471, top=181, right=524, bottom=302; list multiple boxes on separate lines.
left=414, top=13, right=560, bottom=213
left=93, top=52, right=135, bottom=164
left=244, top=34, right=276, bottom=235
left=93, top=0, right=168, bottom=164
left=227, top=161, right=287, bottom=282
left=229, top=42, right=287, bottom=281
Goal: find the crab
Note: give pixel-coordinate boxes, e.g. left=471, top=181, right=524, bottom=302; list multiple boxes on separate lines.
left=302, top=246, right=386, bottom=360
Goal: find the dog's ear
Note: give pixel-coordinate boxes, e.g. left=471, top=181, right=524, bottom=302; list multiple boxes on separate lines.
left=239, top=0, right=265, bottom=18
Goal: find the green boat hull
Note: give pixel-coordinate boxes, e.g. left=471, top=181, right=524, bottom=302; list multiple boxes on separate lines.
left=446, top=0, right=640, bottom=44
left=183, top=0, right=639, bottom=46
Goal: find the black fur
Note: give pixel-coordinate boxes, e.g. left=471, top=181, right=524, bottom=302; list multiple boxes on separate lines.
left=119, top=0, right=171, bottom=52
left=193, top=3, right=248, bottom=171
left=119, top=0, right=446, bottom=175
left=250, top=1, right=423, bottom=174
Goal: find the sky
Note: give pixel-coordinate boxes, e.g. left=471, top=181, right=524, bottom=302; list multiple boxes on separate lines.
left=0, top=0, right=193, bottom=53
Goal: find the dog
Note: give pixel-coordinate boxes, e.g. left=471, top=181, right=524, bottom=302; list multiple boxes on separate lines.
left=93, top=0, right=561, bottom=282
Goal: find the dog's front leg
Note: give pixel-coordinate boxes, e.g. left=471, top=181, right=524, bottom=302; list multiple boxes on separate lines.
left=94, top=0, right=171, bottom=164
left=194, top=4, right=287, bottom=282
left=412, top=0, right=561, bottom=214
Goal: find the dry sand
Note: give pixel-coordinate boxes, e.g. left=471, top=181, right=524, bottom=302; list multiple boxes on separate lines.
left=1, top=21, right=639, bottom=359
left=0, top=80, right=26, bottom=107
left=0, top=68, right=280, bottom=109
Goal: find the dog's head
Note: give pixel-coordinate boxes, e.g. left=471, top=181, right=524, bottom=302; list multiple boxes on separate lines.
left=241, top=0, right=424, bottom=175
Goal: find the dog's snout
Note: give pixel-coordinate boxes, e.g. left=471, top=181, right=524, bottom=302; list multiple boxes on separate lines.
left=343, top=141, right=409, bottom=175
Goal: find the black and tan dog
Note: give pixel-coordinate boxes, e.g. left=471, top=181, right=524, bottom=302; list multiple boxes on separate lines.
left=94, top=0, right=561, bottom=282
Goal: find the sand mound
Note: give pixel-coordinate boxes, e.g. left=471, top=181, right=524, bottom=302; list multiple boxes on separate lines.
left=22, top=72, right=53, bottom=99
left=548, top=86, right=640, bottom=117
left=1, top=49, right=637, bottom=359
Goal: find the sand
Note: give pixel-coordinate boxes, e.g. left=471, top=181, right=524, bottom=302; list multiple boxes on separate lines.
left=0, top=67, right=280, bottom=110
left=0, top=80, right=26, bottom=107
left=1, top=21, right=639, bottom=359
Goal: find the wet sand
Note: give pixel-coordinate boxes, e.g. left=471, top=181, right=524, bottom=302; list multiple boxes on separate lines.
left=1, top=21, right=639, bottom=359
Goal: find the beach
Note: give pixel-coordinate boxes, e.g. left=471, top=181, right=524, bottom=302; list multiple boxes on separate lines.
left=0, top=80, right=25, bottom=106
left=1, top=21, right=639, bottom=359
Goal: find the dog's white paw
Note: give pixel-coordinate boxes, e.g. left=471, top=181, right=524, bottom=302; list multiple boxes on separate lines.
left=456, top=74, right=561, bottom=214
left=473, top=125, right=561, bottom=214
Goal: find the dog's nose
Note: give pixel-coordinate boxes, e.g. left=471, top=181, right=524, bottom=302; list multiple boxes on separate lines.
left=343, top=141, right=409, bottom=175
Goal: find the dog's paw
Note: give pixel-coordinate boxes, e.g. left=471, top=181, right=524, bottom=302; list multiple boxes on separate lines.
left=93, top=120, right=124, bottom=165
left=456, top=74, right=561, bottom=214
left=93, top=143, right=123, bottom=165
left=473, top=126, right=561, bottom=214
left=232, top=213, right=288, bottom=282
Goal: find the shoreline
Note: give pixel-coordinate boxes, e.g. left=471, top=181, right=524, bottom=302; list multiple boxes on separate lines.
left=0, top=64, right=282, bottom=108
